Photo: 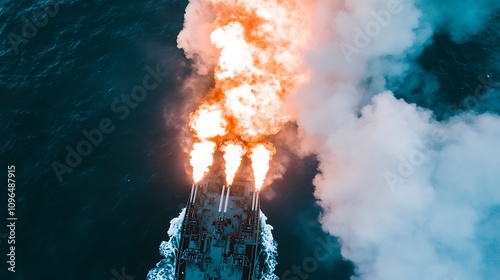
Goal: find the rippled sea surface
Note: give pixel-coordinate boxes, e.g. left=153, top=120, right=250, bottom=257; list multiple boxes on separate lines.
left=0, top=1, right=498, bottom=280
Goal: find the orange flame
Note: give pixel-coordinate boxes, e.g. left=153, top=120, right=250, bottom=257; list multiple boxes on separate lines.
left=222, top=142, right=245, bottom=185
left=190, top=141, right=216, bottom=183
left=185, top=0, right=309, bottom=188
left=250, top=144, right=276, bottom=191
left=189, top=102, right=227, bottom=140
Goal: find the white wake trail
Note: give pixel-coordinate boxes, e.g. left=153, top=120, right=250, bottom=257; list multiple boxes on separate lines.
left=147, top=208, right=279, bottom=280
left=147, top=208, right=186, bottom=280
left=257, top=211, right=279, bottom=280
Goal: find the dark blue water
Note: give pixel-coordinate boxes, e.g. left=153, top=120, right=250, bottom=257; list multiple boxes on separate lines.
left=0, top=1, right=497, bottom=280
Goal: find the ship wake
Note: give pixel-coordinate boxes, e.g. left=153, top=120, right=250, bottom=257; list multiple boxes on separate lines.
left=256, top=211, right=279, bottom=280
left=147, top=208, right=186, bottom=280
left=147, top=208, right=278, bottom=280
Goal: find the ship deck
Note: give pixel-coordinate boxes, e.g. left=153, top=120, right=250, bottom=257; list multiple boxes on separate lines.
left=175, top=178, right=260, bottom=280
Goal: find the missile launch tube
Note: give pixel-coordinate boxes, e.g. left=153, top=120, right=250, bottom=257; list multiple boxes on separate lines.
left=255, top=192, right=259, bottom=211
left=251, top=192, right=255, bottom=211
left=253, top=191, right=258, bottom=211
left=193, top=184, right=198, bottom=202
left=218, top=185, right=226, bottom=212
left=224, top=186, right=231, bottom=213
left=189, top=183, right=195, bottom=203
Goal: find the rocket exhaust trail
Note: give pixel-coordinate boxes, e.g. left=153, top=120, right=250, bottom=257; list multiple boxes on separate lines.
left=183, top=0, right=309, bottom=188
left=160, top=0, right=310, bottom=279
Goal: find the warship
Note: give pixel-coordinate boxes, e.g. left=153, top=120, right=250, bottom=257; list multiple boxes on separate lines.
left=174, top=177, right=261, bottom=280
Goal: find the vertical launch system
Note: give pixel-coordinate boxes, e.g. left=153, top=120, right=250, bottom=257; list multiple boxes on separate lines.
left=174, top=178, right=261, bottom=279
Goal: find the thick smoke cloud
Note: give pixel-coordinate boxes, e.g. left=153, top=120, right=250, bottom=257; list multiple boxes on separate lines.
left=289, top=0, right=500, bottom=279
left=176, top=0, right=499, bottom=279
left=177, top=0, right=217, bottom=75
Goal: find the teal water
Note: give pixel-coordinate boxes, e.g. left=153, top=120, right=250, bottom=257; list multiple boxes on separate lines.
left=0, top=1, right=498, bottom=280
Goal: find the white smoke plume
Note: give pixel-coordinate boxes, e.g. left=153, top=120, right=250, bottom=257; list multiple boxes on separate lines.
left=174, top=0, right=499, bottom=279
left=288, top=0, right=500, bottom=279
left=176, top=0, right=217, bottom=75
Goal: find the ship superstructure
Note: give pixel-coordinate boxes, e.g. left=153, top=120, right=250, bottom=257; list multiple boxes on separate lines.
left=175, top=177, right=260, bottom=280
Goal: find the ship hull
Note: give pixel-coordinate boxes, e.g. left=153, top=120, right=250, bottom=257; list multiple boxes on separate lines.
left=175, top=180, right=260, bottom=280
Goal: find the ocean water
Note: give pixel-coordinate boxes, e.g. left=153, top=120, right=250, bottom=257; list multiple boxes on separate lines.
left=1, top=1, right=191, bottom=279
left=0, top=1, right=498, bottom=280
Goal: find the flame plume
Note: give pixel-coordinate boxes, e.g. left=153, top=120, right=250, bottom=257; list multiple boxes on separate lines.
left=190, top=141, right=216, bottom=183
left=222, top=142, right=245, bottom=185
left=189, top=103, right=227, bottom=140
left=186, top=0, right=309, bottom=188
left=250, top=144, right=276, bottom=191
